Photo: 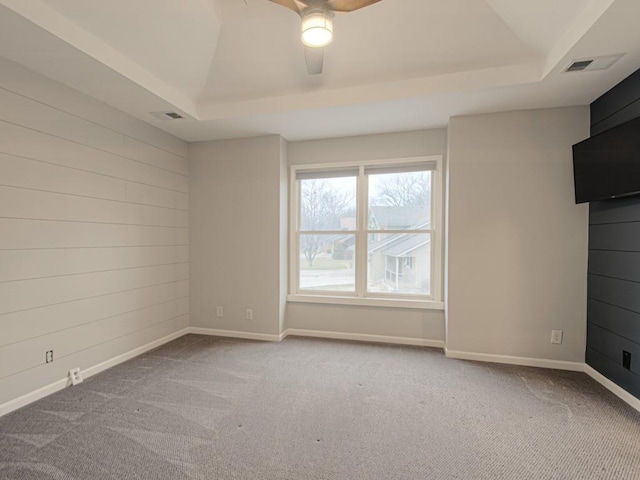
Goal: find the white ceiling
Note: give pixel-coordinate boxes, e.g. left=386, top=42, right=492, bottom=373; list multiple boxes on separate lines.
left=0, top=0, right=638, bottom=142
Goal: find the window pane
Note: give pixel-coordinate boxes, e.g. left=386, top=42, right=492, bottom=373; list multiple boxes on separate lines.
left=368, top=171, right=431, bottom=230
left=300, top=176, right=357, bottom=231
left=299, top=234, right=355, bottom=292
left=367, top=233, right=430, bottom=296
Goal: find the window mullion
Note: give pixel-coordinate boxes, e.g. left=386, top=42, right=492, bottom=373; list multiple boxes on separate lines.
left=355, top=165, right=367, bottom=298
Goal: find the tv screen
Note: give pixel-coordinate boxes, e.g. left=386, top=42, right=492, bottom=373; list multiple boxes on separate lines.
left=573, top=116, right=640, bottom=204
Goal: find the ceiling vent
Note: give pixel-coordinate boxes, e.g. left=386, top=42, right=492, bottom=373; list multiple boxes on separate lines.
left=564, top=54, right=624, bottom=73
left=567, top=60, right=593, bottom=72
left=150, top=111, right=185, bottom=121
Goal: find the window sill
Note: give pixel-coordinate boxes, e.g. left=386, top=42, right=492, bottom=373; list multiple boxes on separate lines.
left=287, top=294, right=444, bottom=310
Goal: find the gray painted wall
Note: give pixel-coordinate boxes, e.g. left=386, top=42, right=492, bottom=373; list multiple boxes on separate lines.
left=189, top=135, right=287, bottom=336
left=0, top=59, right=189, bottom=406
left=447, top=107, right=590, bottom=362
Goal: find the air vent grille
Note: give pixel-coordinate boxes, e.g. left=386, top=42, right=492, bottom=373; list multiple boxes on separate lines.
left=149, top=111, right=186, bottom=121
left=563, top=54, right=624, bottom=73
left=567, top=60, right=593, bottom=72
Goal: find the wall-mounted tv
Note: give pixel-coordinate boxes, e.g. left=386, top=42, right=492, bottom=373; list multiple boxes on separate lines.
left=573, top=115, right=640, bottom=204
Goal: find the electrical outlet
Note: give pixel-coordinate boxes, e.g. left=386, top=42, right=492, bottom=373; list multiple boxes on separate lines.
left=216, top=306, right=224, bottom=318
left=245, top=308, right=253, bottom=321
left=623, top=351, right=631, bottom=370
left=69, top=367, right=84, bottom=386
left=551, top=330, right=563, bottom=345
left=45, top=350, right=53, bottom=364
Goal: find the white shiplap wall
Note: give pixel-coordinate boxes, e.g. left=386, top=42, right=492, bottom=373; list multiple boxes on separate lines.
left=0, top=59, right=189, bottom=407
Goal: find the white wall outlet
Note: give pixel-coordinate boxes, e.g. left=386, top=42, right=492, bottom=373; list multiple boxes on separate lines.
left=216, top=306, right=224, bottom=318
left=45, top=350, right=53, bottom=364
left=245, top=308, right=253, bottom=321
left=69, top=367, right=83, bottom=386
left=551, top=330, right=563, bottom=345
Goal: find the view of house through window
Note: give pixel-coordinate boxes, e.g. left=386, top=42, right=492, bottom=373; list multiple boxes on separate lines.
left=294, top=160, right=439, bottom=302
left=367, top=170, right=431, bottom=296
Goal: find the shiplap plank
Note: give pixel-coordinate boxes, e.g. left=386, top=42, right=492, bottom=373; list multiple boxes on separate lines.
left=588, top=250, right=640, bottom=283
left=124, top=136, right=188, bottom=176
left=0, top=219, right=188, bottom=249
left=125, top=225, right=189, bottom=247
left=589, top=223, right=640, bottom=252
left=0, top=264, right=189, bottom=315
left=0, top=121, right=188, bottom=193
left=590, top=197, right=640, bottom=224
left=0, top=186, right=188, bottom=227
left=0, top=152, right=125, bottom=201
left=0, top=298, right=189, bottom=379
left=588, top=274, right=640, bottom=314
left=588, top=298, right=640, bottom=345
left=125, top=181, right=188, bottom=210
left=0, top=246, right=188, bottom=282
left=0, top=280, right=188, bottom=347
left=591, top=100, right=640, bottom=136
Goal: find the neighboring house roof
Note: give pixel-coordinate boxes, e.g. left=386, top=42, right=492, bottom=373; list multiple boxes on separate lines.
left=382, top=234, right=430, bottom=257
left=368, top=220, right=430, bottom=255
left=369, top=205, right=429, bottom=230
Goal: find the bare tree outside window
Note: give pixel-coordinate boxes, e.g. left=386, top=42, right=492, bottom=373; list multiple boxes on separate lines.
left=300, top=179, right=355, bottom=267
left=373, top=171, right=431, bottom=207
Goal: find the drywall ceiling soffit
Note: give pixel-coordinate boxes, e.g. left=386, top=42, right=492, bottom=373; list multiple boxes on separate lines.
left=0, top=0, right=637, bottom=142
left=0, top=0, right=222, bottom=117
left=43, top=0, right=222, bottom=97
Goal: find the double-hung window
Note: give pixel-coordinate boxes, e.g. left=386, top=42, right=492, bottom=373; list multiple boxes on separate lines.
left=289, top=156, right=442, bottom=309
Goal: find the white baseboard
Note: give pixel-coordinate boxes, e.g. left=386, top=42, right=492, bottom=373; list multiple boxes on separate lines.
left=282, top=328, right=445, bottom=348
left=189, top=327, right=285, bottom=342
left=82, top=327, right=190, bottom=378
left=444, top=348, right=585, bottom=372
left=584, top=365, right=640, bottom=413
left=0, top=327, right=190, bottom=417
left=4, top=325, right=638, bottom=417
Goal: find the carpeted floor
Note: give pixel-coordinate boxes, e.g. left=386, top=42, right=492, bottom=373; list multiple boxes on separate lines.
left=1, top=334, right=639, bottom=480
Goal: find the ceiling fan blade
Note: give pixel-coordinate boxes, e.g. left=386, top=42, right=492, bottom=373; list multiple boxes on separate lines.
left=268, top=0, right=302, bottom=14
left=325, top=0, right=382, bottom=13
left=305, top=47, right=324, bottom=75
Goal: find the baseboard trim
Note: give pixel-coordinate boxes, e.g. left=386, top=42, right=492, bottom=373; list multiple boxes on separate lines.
left=283, top=328, right=445, bottom=348
left=444, top=348, right=585, bottom=372
left=82, top=327, right=191, bottom=378
left=584, top=364, right=640, bottom=413
left=0, top=327, right=190, bottom=417
left=189, top=327, right=284, bottom=342
left=4, top=325, right=638, bottom=417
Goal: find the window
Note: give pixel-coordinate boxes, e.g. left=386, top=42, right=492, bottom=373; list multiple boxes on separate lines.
left=289, top=157, right=443, bottom=309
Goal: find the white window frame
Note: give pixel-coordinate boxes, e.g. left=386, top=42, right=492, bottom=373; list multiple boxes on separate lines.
left=288, top=156, right=444, bottom=310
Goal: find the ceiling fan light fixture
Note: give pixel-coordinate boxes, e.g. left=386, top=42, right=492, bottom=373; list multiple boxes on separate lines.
left=301, top=9, right=333, bottom=48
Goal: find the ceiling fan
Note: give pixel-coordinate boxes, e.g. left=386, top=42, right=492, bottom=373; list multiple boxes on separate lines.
left=268, top=0, right=382, bottom=75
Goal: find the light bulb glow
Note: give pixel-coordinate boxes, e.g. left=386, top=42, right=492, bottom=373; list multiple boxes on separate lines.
left=301, top=10, right=333, bottom=47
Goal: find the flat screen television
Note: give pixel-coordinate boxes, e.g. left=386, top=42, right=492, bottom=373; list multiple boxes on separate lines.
left=572, top=115, right=640, bottom=204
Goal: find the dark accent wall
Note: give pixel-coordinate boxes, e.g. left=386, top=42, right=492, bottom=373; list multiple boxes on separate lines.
left=586, top=68, right=640, bottom=398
